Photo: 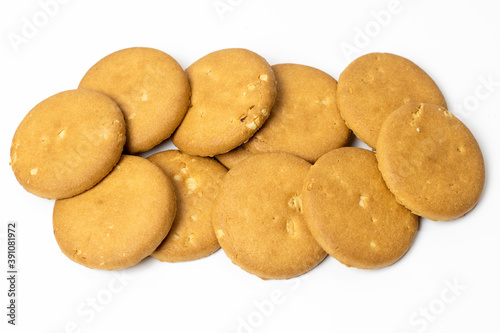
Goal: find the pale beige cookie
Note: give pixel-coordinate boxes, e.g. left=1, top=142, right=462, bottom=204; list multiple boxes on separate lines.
left=79, top=47, right=190, bottom=154
left=215, top=145, right=253, bottom=169
left=172, top=48, right=277, bottom=156
left=243, top=64, right=350, bottom=163
left=10, top=89, right=126, bottom=199
left=302, top=147, right=418, bottom=269
left=212, top=153, right=326, bottom=279
left=53, top=155, right=176, bottom=270
left=147, top=150, right=227, bottom=262
left=376, top=103, right=485, bottom=221
left=337, top=52, right=447, bottom=148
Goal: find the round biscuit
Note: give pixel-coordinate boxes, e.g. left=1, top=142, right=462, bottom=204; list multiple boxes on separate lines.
left=244, top=63, right=350, bottom=162
left=10, top=89, right=126, bottom=199
left=79, top=47, right=190, bottom=154
left=302, top=147, right=418, bottom=269
left=172, top=48, right=277, bottom=156
left=212, top=153, right=326, bottom=279
left=53, top=155, right=176, bottom=270
left=376, top=103, right=485, bottom=221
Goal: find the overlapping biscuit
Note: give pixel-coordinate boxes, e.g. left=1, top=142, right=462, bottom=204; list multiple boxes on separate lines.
left=376, top=103, right=485, bottom=221
left=337, top=52, right=447, bottom=148
left=302, top=147, right=418, bottom=269
left=10, top=89, right=126, bottom=199
left=79, top=47, right=190, bottom=154
left=53, top=155, right=176, bottom=270
left=215, top=145, right=253, bottom=169
left=243, top=63, right=350, bottom=162
left=172, top=48, right=277, bottom=156
left=148, top=150, right=227, bottom=262
left=212, top=153, right=326, bottom=279
left=11, top=46, right=486, bottom=277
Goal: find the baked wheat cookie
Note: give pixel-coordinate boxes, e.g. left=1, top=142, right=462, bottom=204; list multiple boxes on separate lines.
left=10, top=89, right=126, bottom=199
left=337, top=52, right=446, bottom=149
left=302, top=147, right=418, bottom=269
left=79, top=47, right=190, bottom=154
left=243, top=64, right=350, bottom=162
left=172, top=48, right=277, bottom=156
left=215, top=145, right=253, bottom=169
left=212, top=153, right=326, bottom=279
left=53, top=155, right=176, bottom=270
left=376, top=103, right=485, bottom=221
left=147, top=150, right=227, bottom=262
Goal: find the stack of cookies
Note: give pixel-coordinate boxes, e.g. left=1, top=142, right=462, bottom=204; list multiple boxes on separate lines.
left=10, top=48, right=485, bottom=279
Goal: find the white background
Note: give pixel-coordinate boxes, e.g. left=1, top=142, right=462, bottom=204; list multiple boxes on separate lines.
left=1, top=0, right=499, bottom=332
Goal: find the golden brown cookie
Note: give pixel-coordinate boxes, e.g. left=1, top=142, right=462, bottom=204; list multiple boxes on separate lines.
left=376, top=103, right=485, bottom=221
left=172, top=48, right=277, bottom=156
left=212, top=153, right=326, bottom=279
left=302, top=147, right=418, bottom=269
left=53, top=155, right=176, bottom=270
left=337, top=52, right=447, bottom=149
left=147, top=150, right=227, bottom=262
left=79, top=47, right=190, bottom=154
left=215, top=145, right=253, bottom=169
left=10, top=89, right=126, bottom=199
left=243, top=63, right=350, bottom=162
